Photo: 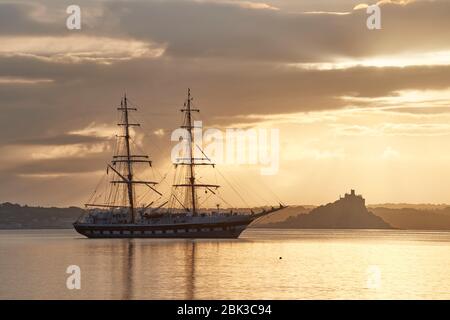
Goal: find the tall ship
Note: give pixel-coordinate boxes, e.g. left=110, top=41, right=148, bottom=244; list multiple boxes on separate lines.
left=74, top=89, right=286, bottom=238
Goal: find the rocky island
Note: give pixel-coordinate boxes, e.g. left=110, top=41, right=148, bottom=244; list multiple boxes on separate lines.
left=263, top=190, right=392, bottom=229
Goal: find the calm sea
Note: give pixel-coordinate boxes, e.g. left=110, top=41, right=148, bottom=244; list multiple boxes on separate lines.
left=0, top=228, right=449, bottom=299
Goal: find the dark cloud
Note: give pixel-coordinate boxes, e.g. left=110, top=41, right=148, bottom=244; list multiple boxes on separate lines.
left=3, top=1, right=450, bottom=62
left=9, top=156, right=106, bottom=175
left=0, top=2, right=54, bottom=35
left=97, top=0, right=450, bottom=62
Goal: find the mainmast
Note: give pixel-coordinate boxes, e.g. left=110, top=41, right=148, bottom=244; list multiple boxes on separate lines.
left=185, top=89, right=198, bottom=215
left=121, top=95, right=136, bottom=222
left=175, top=89, right=219, bottom=216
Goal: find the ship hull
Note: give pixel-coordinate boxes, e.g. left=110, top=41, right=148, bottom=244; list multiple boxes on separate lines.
left=74, top=206, right=286, bottom=239
left=74, top=220, right=250, bottom=239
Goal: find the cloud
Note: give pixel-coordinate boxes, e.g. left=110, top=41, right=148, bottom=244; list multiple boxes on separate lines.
left=69, top=123, right=118, bottom=139
left=334, top=123, right=450, bottom=137
left=340, top=89, right=450, bottom=112
left=95, top=0, right=450, bottom=63
left=354, top=0, right=416, bottom=10
left=30, top=143, right=110, bottom=160
left=193, top=0, right=279, bottom=11
left=303, top=11, right=351, bottom=15
left=0, top=35, right=165, bottom=64
left=0, top=76, right=53, bottom=84
left=2, top=0, right=450, bottom=64
left=288, top=50, right=450, bottom=70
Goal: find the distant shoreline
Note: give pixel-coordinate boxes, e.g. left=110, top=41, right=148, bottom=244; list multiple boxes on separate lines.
left=2, top=202, right=450, bottom=231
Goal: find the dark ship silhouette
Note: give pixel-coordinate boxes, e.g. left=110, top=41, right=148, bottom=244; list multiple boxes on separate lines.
left=74, top=90, right=286, bottom=238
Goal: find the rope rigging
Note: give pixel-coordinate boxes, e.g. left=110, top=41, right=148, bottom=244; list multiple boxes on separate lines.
left=85, top=91, right=283, bottom=217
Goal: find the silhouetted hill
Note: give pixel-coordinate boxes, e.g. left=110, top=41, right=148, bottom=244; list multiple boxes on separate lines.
left=252, top=205, right=313, bottom=227
left=368, top=203, right=450, bottom=211
left=0, top=202, right=83, bottom=229
left=370, top=207, right=450, bottom=230
left=261, top=190, right=392, bottom=229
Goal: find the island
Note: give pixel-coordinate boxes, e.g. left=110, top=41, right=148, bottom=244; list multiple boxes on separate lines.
left=261, top=190, right=392, bottom=229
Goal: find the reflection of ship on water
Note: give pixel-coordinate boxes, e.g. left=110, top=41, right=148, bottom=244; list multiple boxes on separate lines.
left=74, top=89, right=286, bottom=239
left=185, top=241, right=196, bottom=300
left=114, top=239, right=198, bottom=299
left=121, top=240, right=135, bottom=300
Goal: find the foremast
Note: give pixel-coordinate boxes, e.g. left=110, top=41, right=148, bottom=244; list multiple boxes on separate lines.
left=109, top=94, right=156, bottom=223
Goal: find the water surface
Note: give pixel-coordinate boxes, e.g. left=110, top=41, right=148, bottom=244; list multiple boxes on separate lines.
left=1, top=229, right=449, bottom=299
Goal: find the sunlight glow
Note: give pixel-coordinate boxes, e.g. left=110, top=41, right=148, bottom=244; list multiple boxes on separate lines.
left=289, top=51, right=450, bottom=70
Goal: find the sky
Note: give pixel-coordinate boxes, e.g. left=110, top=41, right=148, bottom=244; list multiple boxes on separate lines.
left=0, top=0, right=450, bottom=207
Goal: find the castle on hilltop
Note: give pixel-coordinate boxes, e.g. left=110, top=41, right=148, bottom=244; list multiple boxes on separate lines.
left=339, top=189, right=365, bottom=206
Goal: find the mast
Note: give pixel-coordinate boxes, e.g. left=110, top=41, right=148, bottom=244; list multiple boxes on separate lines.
left=114, top=94, right=156, bottom=222
left=175, top=89, right=219, bottom=216
left=186, top=89, right=197, bottom=215
left=122, top=94, right=135, bottom=222
left=87, top=95, right=159, bottom=217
